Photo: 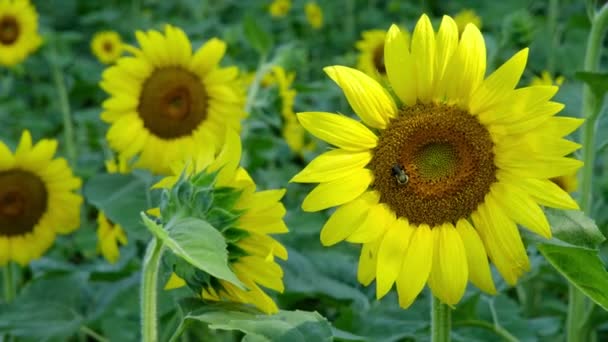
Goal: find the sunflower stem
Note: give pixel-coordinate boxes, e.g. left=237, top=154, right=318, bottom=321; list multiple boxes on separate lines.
left=141, top=238, right=164, bottom=342
left=50, top=56, right=77, bottom=168
left=2, top=263, right=15, bottom=303
left=431, top=295, right=451, bottom=342
left=567, top=3, right=608, bottom=342
left=245, top=55, right=270, bottom=114
left=547, top=0, right=559, bottom=73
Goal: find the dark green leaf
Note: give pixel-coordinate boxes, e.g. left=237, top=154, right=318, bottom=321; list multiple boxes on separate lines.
left=186, top=309, right=332, bottom=342
left=0, top=301, right=83, bottom=338
left=546, top=208, right=605, bottom=249
left=538, top=243, right=608, bottom=310
left=85, top=172, right=158, bottom=240
left=243, top=15, right=273, bottom=55
left=575, top=71, right=608, bottom=98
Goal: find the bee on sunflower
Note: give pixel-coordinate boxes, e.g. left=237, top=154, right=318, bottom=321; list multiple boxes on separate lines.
left=292, top=14, right=582, bottom=307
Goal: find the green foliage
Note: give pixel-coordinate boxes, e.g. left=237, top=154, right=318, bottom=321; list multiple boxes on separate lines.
left=546, top=208, right=606, bottom=248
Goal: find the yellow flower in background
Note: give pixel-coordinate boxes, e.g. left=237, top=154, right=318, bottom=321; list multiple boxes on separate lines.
left=305, top=2, right=323, bottom=29
left=0, top=131, right=82, bottom=266
left=454, top=9, right=482, bottom=34
left=100, top=25, right=246, bottom=175
left=269, top=0, right=290, bottom=17
left=356, top=29, right=410, bottom=82
left=97, top=212, right=127, bottom=264
left=96, top=156, right=129, bottom=264
left=159, top=130, right=288, bottom=314
left=265, top=66, right=314, bottom=154
left=551, top=172, right=578, bottom=193
left=91, top=31, right=123, bottom=64
left=531, top=71, right=564, bottom=86
left=0, top=0, right=42, bottom=67
left=292, top=15, right=582, bottom=308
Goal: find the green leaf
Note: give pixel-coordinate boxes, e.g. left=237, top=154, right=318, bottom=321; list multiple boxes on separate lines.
left=0, top=301, right=83, bottom=338
left=142, top=215, right=244, bottom=289
left=538, top=243, right=608, bottom=310
left=575, top=71, right=608, bottom=98
left=85, top=172, right=158, bottom=240
left=546, top=208, right=605, bottom=249
left=185, top=307, right=333, bottom=342
left=243, top=15, right=273, bottom=55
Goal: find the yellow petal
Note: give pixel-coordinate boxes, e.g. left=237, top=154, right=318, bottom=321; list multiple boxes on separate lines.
left=324, top=66, right=396, bottom=129
left=376, top=218, right=413, bottom=299
left=164, top=273, right=187, bottom=290
left=427, top=223, right=468, bottom=305
left=495, top=155, right=583, bottom=179
left=471, top=199, right=530, bottom=285
left=411, top=14, right=436, bottom=102
left=302, top=168, right=373, bottom=212
left=499, top=173, right=579, bottom=210
left=347, top=203, right=394, bottom=243
left=290, top=149, right=371, bottom=183
left=208, top=129, right=241, bottom=185
left=470, top=48, right=528, bottom=114
left=190, top=38, right=226, bottom=77
left=357, top=239, right=382, bottom=286
left=396, top=224, right=434, bottom=308
left=434, top=16, right=459, bottom=94
left=455, top=219, right=496, bottom=294
left=297, top=112, right=378, bottom=151
left=320, top=191, right=378, bottom=246
left=440, top=24, right=485, bottom=106
left=385, top=25, right=417, bottom=106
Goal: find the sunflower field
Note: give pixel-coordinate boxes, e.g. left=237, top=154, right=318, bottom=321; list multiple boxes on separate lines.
left=2, top=0, right=608, bottom=341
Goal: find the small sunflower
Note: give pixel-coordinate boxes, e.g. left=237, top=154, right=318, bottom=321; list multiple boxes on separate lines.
left=305, top=2, right=323, bottom=30
left=453, top=9, right=482, bottom=34
left=0, top=0, right=42, bottom=67
left=531, top=70, right=564, bottom=87
left=269, top=0, right=290, bottom=18
left=96, top=157, right=129, bottom=264
left=356, top=28, right=410, bottom=82
left=91, top=31, right=123, bottom=64
left=292, top=15, right=583, bottom=308
left=159, top=130, right=288, bottom=314
left=0, top=130, right=82, bottom=266
left=100, top=25, right=246, bottom=174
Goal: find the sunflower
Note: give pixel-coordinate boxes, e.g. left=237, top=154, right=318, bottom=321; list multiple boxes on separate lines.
left=100, top=24, right=246, bottom=175
left=305, top=2, right=323, bottom=30
left=453, top=9, right=482, bottom=34
left=0, top=130, right=82, bottom=266
left=159, top=130, right=288, bottom=314
left=96, top=157, right=129, bottom=264
left=292, top=15, right=583, bottom=308
left=0, top=0, right=42, bottom=67
left=91, top=31, right=123, bottom=64
left=530, top=70, right=564, bottom=87
left=356, top=28, right=410, bottom=82
left=269, top=0, right=290, bottom=18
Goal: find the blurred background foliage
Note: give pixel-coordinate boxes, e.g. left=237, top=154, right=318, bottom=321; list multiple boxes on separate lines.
left=1, top=0, right=607, bottom=341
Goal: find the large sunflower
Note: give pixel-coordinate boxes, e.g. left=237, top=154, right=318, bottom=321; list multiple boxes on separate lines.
left=159, top=130, right=288, bottom=314
left=100, top=25, right=246, bottom=174
left=0, top=131, right=82, bottom=266
left=0, top=0, right=42, bottom=67
left=292, top=14, right=582, bottom=307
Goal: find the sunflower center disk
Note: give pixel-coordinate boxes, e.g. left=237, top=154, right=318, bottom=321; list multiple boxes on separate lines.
left=372, top=43, right=386, bottom=74
left=138, top=67, right=208, bottom=139
left=0, top=16, right=19, bottom=45
left=102, top=41, right=114, bottom=53
left=0, top=170, right=48, bottom=236
left=369, top=103, right=497, bottom=226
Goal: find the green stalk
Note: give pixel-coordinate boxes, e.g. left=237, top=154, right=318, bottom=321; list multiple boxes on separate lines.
left=50, top=58, right=77, bottom=167
left=141, top=238, right=164, bottom=342
left=431, top=296, right=451, bottom=342
left=80, top=326, right=109, bottom=342
left=168, top=319, right=191, bottom=342
left=2, top=263, right=15, bottom=303
left=245, top=55, right=270, bottom=115
left=566, top=3, right=608, bottom=342
left=453, top=320, right=518, bottom=342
